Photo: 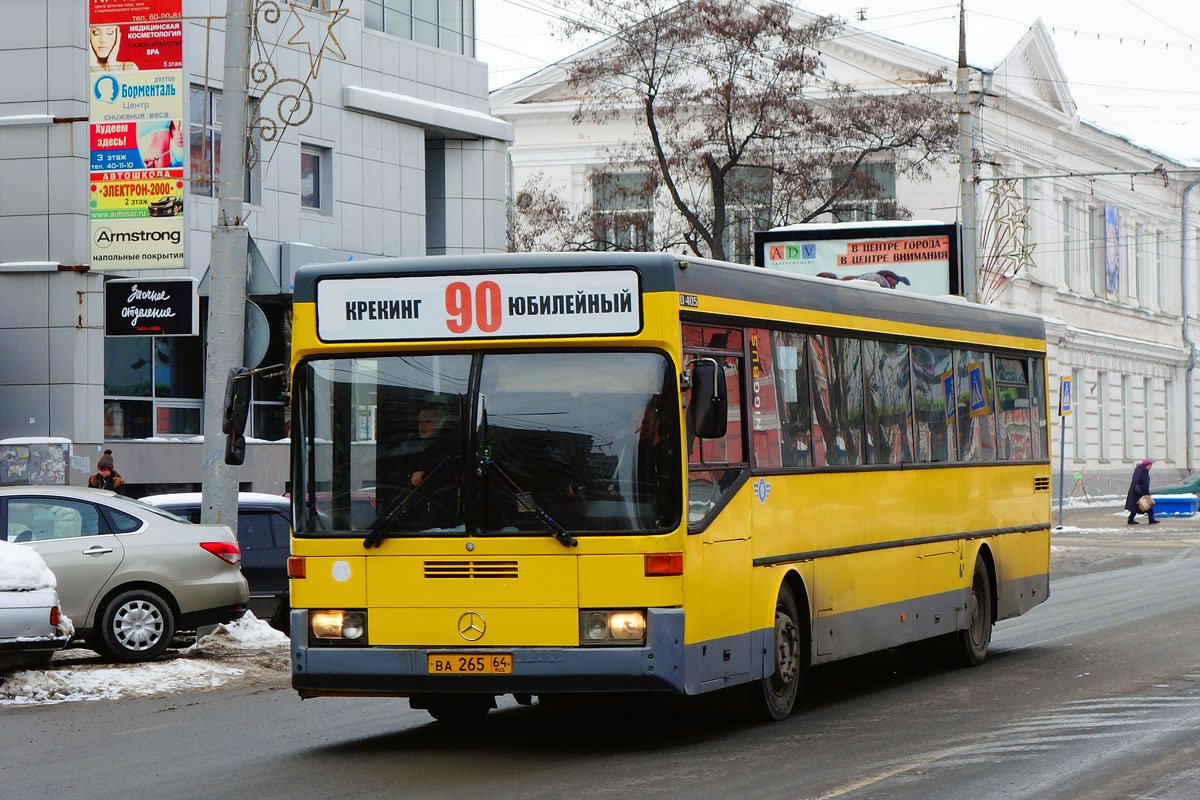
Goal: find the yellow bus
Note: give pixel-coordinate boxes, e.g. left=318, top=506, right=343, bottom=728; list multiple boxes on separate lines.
left=283, top=252, right=1050, bottom=722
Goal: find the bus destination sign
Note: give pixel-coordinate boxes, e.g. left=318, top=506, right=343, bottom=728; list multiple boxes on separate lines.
left=316, top=270, right=642, bottom=341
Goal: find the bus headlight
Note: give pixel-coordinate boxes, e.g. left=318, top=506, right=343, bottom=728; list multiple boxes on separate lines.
left=311, top=609, right=366, bottom=641
left=580, top=610, right=646, bottom=645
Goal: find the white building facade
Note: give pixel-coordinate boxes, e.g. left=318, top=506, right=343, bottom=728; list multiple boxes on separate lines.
left=492, top=18, right=1198, bottom=495
left=0, top=0, right=510, bottom=494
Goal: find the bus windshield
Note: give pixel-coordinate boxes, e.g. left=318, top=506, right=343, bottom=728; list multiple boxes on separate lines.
left=294, top=351, right=681, bottom=537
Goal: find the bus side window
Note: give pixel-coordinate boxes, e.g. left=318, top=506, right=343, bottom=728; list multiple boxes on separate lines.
left=809, top=335, right=864, bottom=466
left=995, top=357, right=1032, bottom=460
left=956, top=350, right=997, bottom=461
left=863, top=339, right=913, bottom=465
left=1029, top=357, right=1048, bottom=459
left=770, top=329, right=811, bottom=468
left=685, top=353, right=745, bottom=524
left=912, top=345, right=956, bottom=462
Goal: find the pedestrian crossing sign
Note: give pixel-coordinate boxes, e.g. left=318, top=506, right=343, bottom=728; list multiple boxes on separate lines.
left=1059, top=376, right=1072, bottom=416
left=967, top=361, right=988, bottom=417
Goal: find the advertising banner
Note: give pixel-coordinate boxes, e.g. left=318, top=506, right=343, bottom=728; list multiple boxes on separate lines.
left=88, top=0, right=184, bottom=270
left=754, top=222, right=961, bottom=297
left=104, top=277, right=199, bottom=336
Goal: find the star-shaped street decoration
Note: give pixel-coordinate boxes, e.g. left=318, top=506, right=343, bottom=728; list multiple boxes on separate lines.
left=287, top=0, right=349, bottom=79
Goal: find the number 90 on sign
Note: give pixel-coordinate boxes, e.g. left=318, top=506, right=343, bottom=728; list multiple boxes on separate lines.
left=427, top=653, right=513, bottom=674
left=445, top=281, right=501, bottom=334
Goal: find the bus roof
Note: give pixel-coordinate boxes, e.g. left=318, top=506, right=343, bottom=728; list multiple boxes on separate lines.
left=293, top=252, right=1045, bottom=344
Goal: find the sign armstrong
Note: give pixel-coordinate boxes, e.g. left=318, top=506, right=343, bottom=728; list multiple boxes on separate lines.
left=104, top=277, right=199, bottom=336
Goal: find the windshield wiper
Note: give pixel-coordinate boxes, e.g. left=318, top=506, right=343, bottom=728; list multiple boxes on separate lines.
left=362, top=457, right=452, bottom=549
left=483, top=455, right=578, bottom=548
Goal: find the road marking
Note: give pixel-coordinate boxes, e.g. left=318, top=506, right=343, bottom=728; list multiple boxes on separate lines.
left=113, top=723, right=175, bottom=736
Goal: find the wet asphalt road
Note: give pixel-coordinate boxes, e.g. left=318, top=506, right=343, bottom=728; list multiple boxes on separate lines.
left=2, top=502, right=1198, bottom=800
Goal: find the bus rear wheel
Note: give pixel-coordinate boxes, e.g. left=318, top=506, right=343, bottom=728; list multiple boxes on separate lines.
left=748, top=583, right=806, bottom=721
left=955, top=557, right=994, bottom=667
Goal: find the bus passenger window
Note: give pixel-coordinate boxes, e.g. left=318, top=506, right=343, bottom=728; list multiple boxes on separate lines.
left=747, top=328, right=783, bottom=469
left=911, top=346, right=956, bottom=463
left=771, top=330, right=811, bottom=468
left=956, top=350, right=996, bottom=461
left=863, top=340, right=913, bottom=464
left=995, top=357, right=1032, bottom=460
left=809, top=335, right=864, bottom=466
left=1029, top=358, right=1048, bottom=458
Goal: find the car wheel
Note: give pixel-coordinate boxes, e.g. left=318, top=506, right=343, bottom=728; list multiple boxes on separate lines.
left=98, top=589, right=176, bottom=662
left=269, top=594, right=291, bottom=635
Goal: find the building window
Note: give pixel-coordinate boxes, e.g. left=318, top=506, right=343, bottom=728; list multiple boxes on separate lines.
left=364, top=0, right=475, bottom=56
left=300, top=144, right=332, bottom=213
left=1073, top=368, right=1085, bottom=460
left=1121, top=374, right=1131, bottom=461
left=1089, top=206, right=1105, bottom=296
left=104, top=335, right=203, bottom=439
left=1133, top=222, right=1146, bottom=302
left=591, top=171, right=654, bottom=251
left=831, top=160, right=898, bottom=222
left=1165, top=378, right=1175, bottom=462
left=1061, top=199, right=1074, bottom=290
left=724, top=167, right=773, bottom=265
left=1156, top=230, right=1167, bottom=311
left=189, top=86, right=257, bottom=201
left=1096, top=370, right=1107, bottom=459
left=1143, top=378, right=1152, bottom=457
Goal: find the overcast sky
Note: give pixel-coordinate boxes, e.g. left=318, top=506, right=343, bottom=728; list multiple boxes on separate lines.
left=475, top=0, right=1200, bottom=163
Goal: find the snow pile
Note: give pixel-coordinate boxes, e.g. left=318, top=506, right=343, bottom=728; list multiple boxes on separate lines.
left=0, top=540, right=56, bottom=591
left=0, top=659, right=246, bottom=705
left=0, top=614, right=290, bottom=705
left=184, top=612, right=290, bottom=656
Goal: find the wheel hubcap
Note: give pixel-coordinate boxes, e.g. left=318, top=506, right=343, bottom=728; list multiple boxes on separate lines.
left=113, top=600, right=163, bottom=651
left=772, top=610, right=799, bottom=693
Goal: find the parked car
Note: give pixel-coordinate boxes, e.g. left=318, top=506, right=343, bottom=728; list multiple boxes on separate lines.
left=147, top=195, right=183, bottom=216
left=0, top=539, right=72, bottom=672
left=140, top=492, right=291, bottom=632
left=1151, top=471, right=1200, bottom=495
left=0, top=486, right=248, bottom=663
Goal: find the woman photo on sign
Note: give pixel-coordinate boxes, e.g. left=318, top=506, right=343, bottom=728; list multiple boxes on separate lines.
left=88, top=25, right=138, bottom=73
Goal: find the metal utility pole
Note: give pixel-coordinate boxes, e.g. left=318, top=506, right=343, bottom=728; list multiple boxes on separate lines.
left=956, top=0, right=978, bottom=302
left=200, top=0, right=253, bottom=528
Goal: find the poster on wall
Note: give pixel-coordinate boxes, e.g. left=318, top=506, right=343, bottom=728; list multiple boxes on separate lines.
left=1104, top=204, right=1121, bottom=294
left=88, top=0, right=185, bottom=270
left=754, top=222, right=961, bottom=297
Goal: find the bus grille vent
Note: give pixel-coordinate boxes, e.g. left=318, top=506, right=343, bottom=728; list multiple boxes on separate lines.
left=1033, top=477, right=1051, bottom=492
left=424, top=560, right=518, bottom=579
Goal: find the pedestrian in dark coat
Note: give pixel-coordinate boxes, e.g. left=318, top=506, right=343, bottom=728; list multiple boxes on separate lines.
left=1124, top=458, right=1157, bottom=524
left=87, top=449, right=126, bottom=495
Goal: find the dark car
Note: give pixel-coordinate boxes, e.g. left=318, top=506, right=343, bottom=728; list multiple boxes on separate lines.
left=147, top=195, right=183, bottom=216
left=140, top=492, right=291, bottom=632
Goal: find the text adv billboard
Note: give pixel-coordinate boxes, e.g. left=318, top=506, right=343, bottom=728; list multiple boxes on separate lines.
left=754, top=222, right=961, bottom=297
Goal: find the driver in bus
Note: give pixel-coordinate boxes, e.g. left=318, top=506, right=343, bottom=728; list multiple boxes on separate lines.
left=407, top=403, right=459, bottom=528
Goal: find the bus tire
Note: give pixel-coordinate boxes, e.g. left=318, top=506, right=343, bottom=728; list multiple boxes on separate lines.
left=748, top=583, right=806, bottom=721
left=955, top=557, right=993, bottom=667
left=422, top=694, right=495, bottom=724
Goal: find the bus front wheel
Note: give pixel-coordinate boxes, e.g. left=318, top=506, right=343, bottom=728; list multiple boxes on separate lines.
left=955, top=557, right=994, bottom=667
left=748, top=583, right=806, bottom=722
left=418, top=694, right=496, bottom=724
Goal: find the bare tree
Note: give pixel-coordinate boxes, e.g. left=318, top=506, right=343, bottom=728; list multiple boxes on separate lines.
left=525, top=0, right=958, bottom=261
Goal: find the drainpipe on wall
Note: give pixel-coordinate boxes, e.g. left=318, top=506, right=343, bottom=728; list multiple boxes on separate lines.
left=1181, top=177, right=1200, bottom=474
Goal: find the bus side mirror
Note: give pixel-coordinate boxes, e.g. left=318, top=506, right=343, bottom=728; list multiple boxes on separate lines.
left=223, top=367, right=251, bottom=465
left=689, top=359, right=727, bottom=439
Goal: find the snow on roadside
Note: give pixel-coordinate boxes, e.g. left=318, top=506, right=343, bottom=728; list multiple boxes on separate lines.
left=0, top=613, right=289, bottom=706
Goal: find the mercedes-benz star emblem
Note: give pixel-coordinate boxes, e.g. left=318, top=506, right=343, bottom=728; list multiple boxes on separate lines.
left=457, top=611, right=486, bottom=642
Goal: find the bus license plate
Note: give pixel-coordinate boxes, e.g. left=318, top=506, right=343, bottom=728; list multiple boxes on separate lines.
left=427, top=654, right=513, bottom=674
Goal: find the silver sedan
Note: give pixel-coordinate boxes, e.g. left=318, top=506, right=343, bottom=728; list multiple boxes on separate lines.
left=1, top=486, right=249, bottom=663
